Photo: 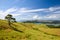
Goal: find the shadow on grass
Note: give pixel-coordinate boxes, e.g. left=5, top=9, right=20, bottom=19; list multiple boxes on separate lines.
left=9, top=23, right=24, bottom=33
left=47, top=25, right=60, bottom=28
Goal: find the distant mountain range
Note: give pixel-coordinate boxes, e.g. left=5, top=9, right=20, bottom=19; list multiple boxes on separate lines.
left=22, top=20, right=60, bottom=24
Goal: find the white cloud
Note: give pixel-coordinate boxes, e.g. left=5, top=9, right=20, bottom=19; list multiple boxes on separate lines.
left=12, top=14, right=21, bottom=17
left=49, top=7, right=55, bottom=11
left=53, top=11, right=60, bottom=13
left=49, top=7, right=60, bottom=11
left=5, top=8, right=17, bottom=13
left=44, top=14, right=60, bottom=20
left=46, top=15, right=57, bottom=19
left=19, top=8, right=48, bottom=13
left=0, top=11, right=7, bottom=19
left=33, top=15, right=38, bottom=19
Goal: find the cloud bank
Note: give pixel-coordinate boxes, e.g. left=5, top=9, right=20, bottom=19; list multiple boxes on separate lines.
left=0, top=6, right=60, bottom=21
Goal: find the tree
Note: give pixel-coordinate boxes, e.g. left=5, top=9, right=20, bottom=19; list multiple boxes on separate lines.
left=5, top=14, right=16, bottom=26
left=5, top=14, right=23, bottom=33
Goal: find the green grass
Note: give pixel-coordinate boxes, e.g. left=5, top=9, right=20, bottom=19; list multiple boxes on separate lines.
left=0, top=20, right=60, bottom=40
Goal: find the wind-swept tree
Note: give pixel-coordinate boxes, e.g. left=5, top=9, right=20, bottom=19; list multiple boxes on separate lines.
left=5, top=14, right=23, bottom=33
left=5, top=14, right=16, bottom=25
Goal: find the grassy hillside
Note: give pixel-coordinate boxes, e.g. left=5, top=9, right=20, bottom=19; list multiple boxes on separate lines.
left=0, top=20, right=60, bottom=40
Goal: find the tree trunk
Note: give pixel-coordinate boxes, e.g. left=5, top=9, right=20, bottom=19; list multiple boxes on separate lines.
left=8, top=19, right=10, bottom=26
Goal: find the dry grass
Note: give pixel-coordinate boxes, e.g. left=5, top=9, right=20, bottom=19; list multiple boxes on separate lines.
left=0, top=20, right=60, bottom=40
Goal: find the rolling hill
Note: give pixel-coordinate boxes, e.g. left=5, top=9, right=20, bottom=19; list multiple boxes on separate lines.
left=0, top=20, right=60, bottom=40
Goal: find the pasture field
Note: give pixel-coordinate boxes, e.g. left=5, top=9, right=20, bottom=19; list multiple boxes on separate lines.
left=0, top=20, right=60, bottom=40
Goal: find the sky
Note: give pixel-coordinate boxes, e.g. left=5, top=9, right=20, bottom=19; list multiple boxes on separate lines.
left=0, top=0, right=60, bottom=21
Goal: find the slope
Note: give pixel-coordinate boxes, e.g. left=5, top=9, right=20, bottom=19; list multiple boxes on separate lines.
left=0, top=20, right=60, bottom=40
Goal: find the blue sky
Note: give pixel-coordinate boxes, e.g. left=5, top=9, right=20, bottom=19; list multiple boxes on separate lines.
left=0, top=0, right=60, bottom=21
